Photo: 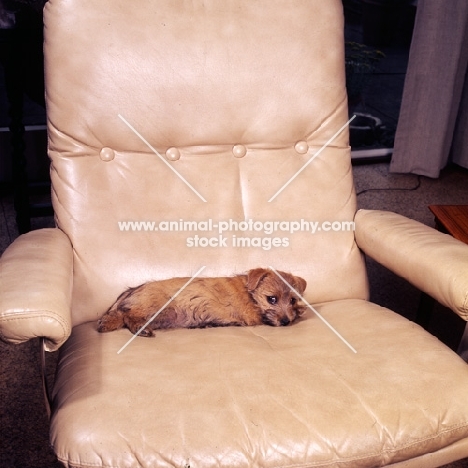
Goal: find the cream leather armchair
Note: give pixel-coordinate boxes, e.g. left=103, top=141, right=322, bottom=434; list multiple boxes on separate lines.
left=2, top=1, right=468, bottom=467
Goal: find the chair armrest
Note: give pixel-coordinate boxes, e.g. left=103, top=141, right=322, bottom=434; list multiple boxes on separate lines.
left=354, top=209, right=468, bottom=321
left=0, top=228, right=73, bottom=351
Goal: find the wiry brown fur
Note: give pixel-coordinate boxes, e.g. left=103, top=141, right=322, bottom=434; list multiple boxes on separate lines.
left=97, top=268, right=307, bottom=337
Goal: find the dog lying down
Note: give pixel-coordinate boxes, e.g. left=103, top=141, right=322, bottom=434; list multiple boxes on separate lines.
left=97, top=268, right=307, bottom=337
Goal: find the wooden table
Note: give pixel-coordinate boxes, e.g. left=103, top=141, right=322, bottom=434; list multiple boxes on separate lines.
left=428, top=205, right=468, bottom=244
left=417, top=205, right=468, bottom=359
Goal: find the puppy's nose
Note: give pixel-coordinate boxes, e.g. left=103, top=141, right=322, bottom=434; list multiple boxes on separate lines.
left=280, top=317, right=291, bottom=326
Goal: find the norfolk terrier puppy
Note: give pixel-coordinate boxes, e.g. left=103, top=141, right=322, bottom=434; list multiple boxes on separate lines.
left=97, top=268, right=307, bottom=337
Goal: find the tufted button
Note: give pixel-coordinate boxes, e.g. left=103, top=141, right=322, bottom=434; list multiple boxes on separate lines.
left=232, top=144, right=247, bottom=158
left=295, top=141, right=309, bottom=154
left=100, top=147, right=115, bottom=161
left=166, top=147, right=181, bottom=161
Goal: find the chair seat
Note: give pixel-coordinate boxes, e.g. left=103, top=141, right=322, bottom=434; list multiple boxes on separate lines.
left=50, top=299, right=468, bottom=468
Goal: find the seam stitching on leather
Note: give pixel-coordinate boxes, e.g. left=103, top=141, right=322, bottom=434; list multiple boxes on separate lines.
left=0, top=311, right=69, bottom=342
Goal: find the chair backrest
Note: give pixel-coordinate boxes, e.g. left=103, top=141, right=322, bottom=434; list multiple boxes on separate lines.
left=44, top=0, right=368, bottom=326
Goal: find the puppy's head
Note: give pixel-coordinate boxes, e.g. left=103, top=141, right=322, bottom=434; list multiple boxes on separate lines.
left=246, top=268, right=307, bottom=327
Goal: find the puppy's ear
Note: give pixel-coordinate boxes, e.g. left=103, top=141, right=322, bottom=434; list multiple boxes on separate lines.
left=246, top=268, right=270, bottom=292
left=292, top=276, right=307, bottom=295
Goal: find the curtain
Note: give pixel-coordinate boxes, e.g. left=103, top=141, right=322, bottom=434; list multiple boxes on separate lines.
left=390, top=0, right=468, bottom=177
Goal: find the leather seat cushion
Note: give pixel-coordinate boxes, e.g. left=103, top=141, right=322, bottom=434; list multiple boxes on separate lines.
left=50, top=299, right=468, bottom=468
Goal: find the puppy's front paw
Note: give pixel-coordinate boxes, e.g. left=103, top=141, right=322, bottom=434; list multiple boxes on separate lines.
left=296, top=304, right=308, bottom=317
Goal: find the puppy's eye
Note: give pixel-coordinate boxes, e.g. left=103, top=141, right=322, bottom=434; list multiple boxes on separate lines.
left=290, top=297, right=297, bottom=305
left=267, top=296, right=278, bottom=305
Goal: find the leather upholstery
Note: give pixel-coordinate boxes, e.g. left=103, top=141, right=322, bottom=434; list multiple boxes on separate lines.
left=1, top=0, right=468, bottom=467
left=44, top=0, right=368, bottom=326
left=51, top=303, right=468, bottom=468
left=0, top=228, right=72, bottom=350
left=355, top=209, right=468, bottom=320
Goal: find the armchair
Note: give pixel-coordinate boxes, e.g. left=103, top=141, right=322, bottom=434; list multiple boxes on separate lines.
left=1, top=1, right=468, bottom=467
